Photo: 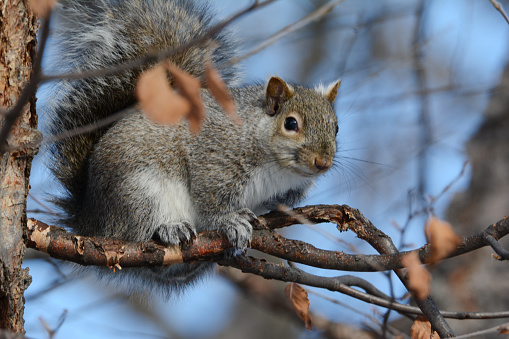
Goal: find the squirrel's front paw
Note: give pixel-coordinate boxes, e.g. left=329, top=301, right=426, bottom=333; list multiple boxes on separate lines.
left=219, top=208, right=256, bottom=251
left=153, top=221, right=196, bottom=246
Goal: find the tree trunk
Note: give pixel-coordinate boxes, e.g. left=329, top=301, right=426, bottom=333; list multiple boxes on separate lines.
left=0, top=0, right=38, bottom=333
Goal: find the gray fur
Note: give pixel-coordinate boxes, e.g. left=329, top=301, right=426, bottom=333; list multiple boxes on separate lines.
left=45, top=0, right=339, bottom=295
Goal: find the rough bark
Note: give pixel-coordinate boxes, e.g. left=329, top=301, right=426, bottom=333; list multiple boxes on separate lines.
left=0, top=0, right=38, bottom=333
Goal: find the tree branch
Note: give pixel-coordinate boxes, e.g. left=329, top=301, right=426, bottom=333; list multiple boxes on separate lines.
left=489, top=0, right=509, bottom=25
left=219, top=254, right=509, bottom=320
left=26, top=205, right=509, bottom=270
left=229, top=0, right=346, bottom=64
left=25, top=204, right=509, bottom=333
left=484, top=234, right=509, bottom=260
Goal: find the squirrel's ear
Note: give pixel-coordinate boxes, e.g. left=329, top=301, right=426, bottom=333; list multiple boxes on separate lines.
left=324, top=80, right=341, bottom=104
left=266, top=77, right=294, bottom=116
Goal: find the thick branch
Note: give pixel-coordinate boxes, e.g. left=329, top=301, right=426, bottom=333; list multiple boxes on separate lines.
left=256, top=205, right=509, bottom=269
left=25, top=219, right=229, bottom=267
left=24, top=205, right=509, bottom=326
left=26, top=205, right=509, bottom=271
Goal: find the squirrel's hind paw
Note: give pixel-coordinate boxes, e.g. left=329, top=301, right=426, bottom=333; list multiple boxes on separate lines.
left=153, top=221, right=197, bottom=246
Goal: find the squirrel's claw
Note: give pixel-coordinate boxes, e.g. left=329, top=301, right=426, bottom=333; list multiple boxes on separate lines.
left=153, top=221, right=197, bottom=246
left=218, top=208, right=255, bottom=252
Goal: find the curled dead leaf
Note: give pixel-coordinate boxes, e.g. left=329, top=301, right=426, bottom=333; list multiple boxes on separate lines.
left=499, top=324, right=509, bottom=335
left=285, top=282, right=312, bottom=330
left=136, top=64, right=191, bottom=125
left=165, top=62, right=204, bottom=134
left=425, top=217, right=461, bottom=265
left=401, top=252, right=431, bottom=300
left=410, top=316, right=440, bottom=339
left=205, top=63, right=239, bottom=123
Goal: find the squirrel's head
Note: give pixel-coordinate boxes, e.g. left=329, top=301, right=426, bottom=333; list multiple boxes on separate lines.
left=265, top=77, right=340, bottom=177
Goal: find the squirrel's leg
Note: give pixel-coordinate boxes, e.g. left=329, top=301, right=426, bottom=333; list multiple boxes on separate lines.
left=126, top=168, right=198, bottom=246
left=149, top=182, right=197, bottom=246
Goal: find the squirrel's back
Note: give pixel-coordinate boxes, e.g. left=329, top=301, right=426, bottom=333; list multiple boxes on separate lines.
left=45, top=0, right=238, bottom=221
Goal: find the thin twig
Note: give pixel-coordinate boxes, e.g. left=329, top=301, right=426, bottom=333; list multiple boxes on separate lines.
left=220, top=254, right=509, bottom=320
left=5, top=106, right=132, bottom=153
left=485, top=234, right=509, bottom=260
left=412, top=0, right=432, bottom=203
left=229, top=0, right=345, bottom=64
left=28, top=193, right=58, bottom=215
left=489, top=0, right=509, bottom=25
left=454, top=321, right=509, bottom=339
left=40, top=0, right=276, bottom=83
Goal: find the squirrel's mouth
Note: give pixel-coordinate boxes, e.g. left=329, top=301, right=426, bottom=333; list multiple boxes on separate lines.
left=275, top=149, right=334, bottom=177
left=294, top=155, right=334, bottom=177
left=289, top=163, right=332, bottom=178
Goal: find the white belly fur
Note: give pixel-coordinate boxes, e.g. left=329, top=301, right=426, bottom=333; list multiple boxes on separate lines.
left=242, top=164, right=312, bottom=215
left=129, top=169, right=197, bottom=229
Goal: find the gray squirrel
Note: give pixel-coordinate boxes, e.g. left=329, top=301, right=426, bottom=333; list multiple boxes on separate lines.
left=44, top=0, right=340, bottom=295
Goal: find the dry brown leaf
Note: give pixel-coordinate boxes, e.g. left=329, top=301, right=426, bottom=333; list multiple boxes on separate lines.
left=499, top=324, right=509, bottom=335
left=136, top=64, right=191, bottom=125
left=284, top=282, right=312, bottom=330
left=424, top=217, right=461, bottom=265
left=410, top=316, right=440, bottom=339
left=165, top=62, right=204, bottom=134
left=401, top=252, right=431, bottom=300
left=30, top=0, right=57, bottom=18
left=205, top=63, right=239, bottom=123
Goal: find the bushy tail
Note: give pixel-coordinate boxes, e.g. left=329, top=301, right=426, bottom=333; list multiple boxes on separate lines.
left=43, top=0, right=238, bottom=219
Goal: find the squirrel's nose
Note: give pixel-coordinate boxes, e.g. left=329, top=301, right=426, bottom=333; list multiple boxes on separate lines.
left=314, top=156, right=332, bottom=171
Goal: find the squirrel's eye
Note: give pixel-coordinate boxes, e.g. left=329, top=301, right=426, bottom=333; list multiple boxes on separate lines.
left=284, top=117, right=299, bottom=132
left=335, top=124, right=339, bottom=135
